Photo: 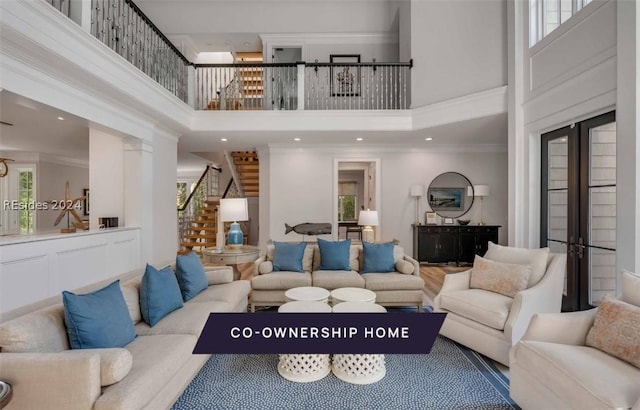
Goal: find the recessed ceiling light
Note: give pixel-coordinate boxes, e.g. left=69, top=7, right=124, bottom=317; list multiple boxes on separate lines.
left=425, top=137, right=433, bottom=141
left=243, top=42, right=250, bottom=46
left=221, top=138, right=228, bottom=142
left=294, top=138, right=301, bottom=141
left=356, top=138, right=363, bottom=141
left=57, top=116, right=64, bottom=121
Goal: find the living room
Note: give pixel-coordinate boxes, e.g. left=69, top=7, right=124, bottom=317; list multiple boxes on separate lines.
left=0, top=0, right=638, bottom=408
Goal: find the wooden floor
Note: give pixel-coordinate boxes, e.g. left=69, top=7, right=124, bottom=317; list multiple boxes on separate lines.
left=420, top=264, right=470, bottom=305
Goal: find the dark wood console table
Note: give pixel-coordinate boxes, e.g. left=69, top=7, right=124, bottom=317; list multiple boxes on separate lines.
left=412, top=224, right=500, bottom=265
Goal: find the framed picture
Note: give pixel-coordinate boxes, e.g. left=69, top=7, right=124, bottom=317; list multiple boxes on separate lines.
left=443, top=217, right=455, bottom=225
left=330, top=54, right=360, bottom=97
left=83, top=188, right=90, bottom=216
left=428, top=188, right=465, bottom=211
left=425, top=212, right=438, bottom=225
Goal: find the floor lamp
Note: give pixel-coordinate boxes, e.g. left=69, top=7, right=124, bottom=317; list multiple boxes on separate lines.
left=358, top=210, right=378, bottom=243
left=472, top=185, right=490, bottom=226
left=410, top=185, right=424, bottom=225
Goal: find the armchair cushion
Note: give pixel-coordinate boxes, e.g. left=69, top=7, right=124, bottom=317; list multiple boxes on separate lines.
left=439, top=289, right=513, bottom=330
left=622, top=270, right=640, bottom=306
left=586, top=297, right=640, bottom=368
left=484, top=242, right=549, bottom=287
left=470, top=255, right=530, bottom=298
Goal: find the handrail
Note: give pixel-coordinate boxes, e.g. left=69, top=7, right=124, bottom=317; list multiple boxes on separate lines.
left=194, top=60, right=413, bottom=68
left=122, top=0, right=191, bottom=66
left=177, top=165, right=221, bottom=212
left=222, top=178, right=234, bottom=199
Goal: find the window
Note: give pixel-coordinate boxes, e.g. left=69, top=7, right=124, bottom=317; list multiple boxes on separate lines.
left=18, top=169, right=34, bottom=233
left=530, top=0, right=592, bottom=46
left=338, top=181, right=357, bottom=221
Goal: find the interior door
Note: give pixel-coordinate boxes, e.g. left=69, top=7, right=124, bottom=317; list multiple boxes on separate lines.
left=541, top=111, right=616, bottom=311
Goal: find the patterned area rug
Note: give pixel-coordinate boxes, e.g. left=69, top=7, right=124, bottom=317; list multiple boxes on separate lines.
left=172, top=336, right=518, bottom=410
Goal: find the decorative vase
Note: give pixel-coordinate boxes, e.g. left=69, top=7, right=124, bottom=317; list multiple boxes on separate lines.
left=227, top=222, right=243, bottom=248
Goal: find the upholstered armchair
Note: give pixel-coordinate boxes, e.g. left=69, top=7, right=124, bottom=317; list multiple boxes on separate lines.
left=433, top=243, right=566, bottom=366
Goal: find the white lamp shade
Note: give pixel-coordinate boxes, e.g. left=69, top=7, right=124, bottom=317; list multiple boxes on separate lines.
left=358, top=210, right=379, bottom=226
left=474, top=185, right=490, bottom=197
left=410, top=184, right=424, bottom=197
left=219, top=198, right=248, bottom=222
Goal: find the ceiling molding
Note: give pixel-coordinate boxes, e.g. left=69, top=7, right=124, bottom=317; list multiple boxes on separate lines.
left=38, top=153, right=89, bottom=168
left=266, top=143, right=507, bottom=154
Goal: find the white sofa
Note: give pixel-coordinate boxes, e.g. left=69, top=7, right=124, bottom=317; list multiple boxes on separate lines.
left=433, top=244, right=566, bottom=366
left=510, top=271, right=640, bottom=409
left=0, top=264, right=250, bottom=410
left=250, top=242, right=424, bottom=311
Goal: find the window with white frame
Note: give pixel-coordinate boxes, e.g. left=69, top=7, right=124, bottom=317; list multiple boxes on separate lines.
left=338, top=181, right=357, bottom=222
left=530, top=0, right=592, bottom=46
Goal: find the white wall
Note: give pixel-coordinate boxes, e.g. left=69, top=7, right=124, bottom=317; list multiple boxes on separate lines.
left=410, top=0, right=507, bottom=107
left=265, top=146, right=508, bottom=255
left=37, top=161, right=89, bottom=231
left=151, top=133, right=179, bottom=260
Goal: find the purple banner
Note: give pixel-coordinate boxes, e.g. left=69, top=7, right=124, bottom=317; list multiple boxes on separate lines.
left=193, top=313, right=446, bottom=354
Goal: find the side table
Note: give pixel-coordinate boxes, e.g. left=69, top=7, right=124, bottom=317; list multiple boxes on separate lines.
left=202, top=245, right=260, bottom=280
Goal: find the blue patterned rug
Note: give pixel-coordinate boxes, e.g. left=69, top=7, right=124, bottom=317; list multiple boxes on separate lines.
left=172, top=336, right=518, bottom=410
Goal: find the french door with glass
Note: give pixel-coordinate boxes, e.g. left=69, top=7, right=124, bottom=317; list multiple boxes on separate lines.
left=541, top=111, right=616, bottom=311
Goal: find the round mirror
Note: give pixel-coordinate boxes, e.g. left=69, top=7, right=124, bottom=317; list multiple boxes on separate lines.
left=427, top=172, right=474, bottom=219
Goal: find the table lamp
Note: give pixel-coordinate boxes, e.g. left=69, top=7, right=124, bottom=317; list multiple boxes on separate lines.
left=471, top=185, right=490, bottom=226
left=219, top=198, right=248, bottom=248
left=410, top=184, right=424, bottom=225
left=358, top=209, right=379, bottom=243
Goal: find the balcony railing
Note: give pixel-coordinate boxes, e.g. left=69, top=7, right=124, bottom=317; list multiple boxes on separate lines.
left=195, top=61, right=412, bottom=111
left=90, top=0, right=190, bottom=102
left=43, top=0, right=412, bottom=110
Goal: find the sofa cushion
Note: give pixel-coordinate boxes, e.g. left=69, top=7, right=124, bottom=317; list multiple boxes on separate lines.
left=120, top=280, right=142, bottom=324
left=395, top=260, right=415, bottom=275
left=175, top=252, right=209, bottom=301
left=317, top=238, right=351, bottom=270
left=272, top=242, right=307, bottom=272
left=204, top=266, right=234, bottom=285
left=258, top=261, right=274, bottom=274
left=483, top=242, right=549, bottom=287
left=316, top=245, right=359, bottom=272
left=357, top=245, right=404, bottom=271
left=63, top=280, right=137, bottom=349
left=311, top=270, right=364, bottom=290
left=251, top=272, right=312, bottom=290
left=363, top=273, right=424, bottom=291
left=0, top=305, right=69, bottom=353
left=268, top=243, right=315, bottom=272
left=621, top=270, right=640, bottom=307
left=514, top=340, right=640, bottom=409
left=189, top=280, right=251, bottom=306
left=135, top=301, right=234, bottom=336
left=139, top=264, right=184, bottom=327
left=470, top=255, right=530, bottom=298
left=586, top=297, right=640, bottom=368
left=361, top=242, right=395, bottom=273
left=95, top=334, right=198, bottom=410
left=439, top=289, right=513, bottom=330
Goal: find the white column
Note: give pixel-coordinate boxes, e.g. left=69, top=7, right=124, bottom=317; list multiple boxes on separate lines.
left=297, top=62, right=305, bottom=110
left=188, top=65, right=196, bottom=108
left=616, top=0, right=640, bottom=280
left=150, top=129, right=178, bottom=261
left=124, top=138, right=154, bottom=262
left=89, top=128, right=124, bottom=231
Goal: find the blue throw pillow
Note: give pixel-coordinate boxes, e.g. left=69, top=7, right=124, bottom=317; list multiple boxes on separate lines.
left=140, top=264, right=184, bottom=327
left=175, top=252, right=209, bottom=301
left=62, top=280, right=136, bottom=349
left=318, top=238, right=351, bottom=270
left=272, top=242, right=307, bottom=272
left=361, top=242, right=396, bottom=273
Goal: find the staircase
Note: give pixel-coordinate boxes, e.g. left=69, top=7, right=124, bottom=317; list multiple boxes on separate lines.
left=235, top=52, right=264, bottom=110
left=180, top=197, right=220, bottom=253
left=231, top=151, right=259, bottom=197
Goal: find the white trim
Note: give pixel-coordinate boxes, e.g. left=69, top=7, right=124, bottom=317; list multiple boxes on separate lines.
left=260, top=32, right=398, bottom=46
left=267, top=144, right=506, bottom=154
left=38, top=154, right=88, bottom=168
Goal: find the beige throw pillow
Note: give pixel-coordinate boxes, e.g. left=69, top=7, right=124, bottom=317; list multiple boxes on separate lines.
left=395, top=260, right=415, bottom=275
left=621, top=270, right=640, bottom=307
left=258, top=261, right=273, bottom=274
left=586, top=297, right=640, bottom=368
left=470, top=255, right=531, bottom=298
left=483, top=242, right=550, bottom=287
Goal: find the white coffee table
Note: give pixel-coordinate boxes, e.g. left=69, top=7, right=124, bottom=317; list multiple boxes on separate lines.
left=332, top=302, right=387, bottom=384
left=277, top=300, right=332, bottom=382
left=330, top=287, right=376, bottom=304
left=285, top=286, right=330, bottom=303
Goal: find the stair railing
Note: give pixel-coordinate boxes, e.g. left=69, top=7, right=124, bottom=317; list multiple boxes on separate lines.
left=177, top=165, right=221, bottom=249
